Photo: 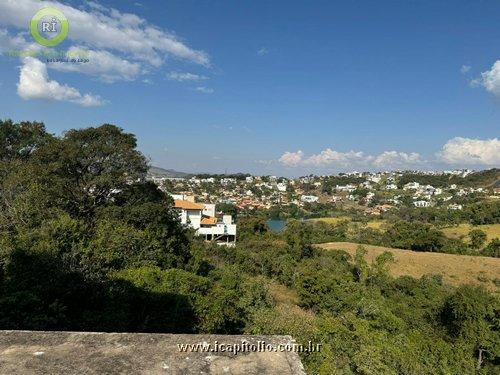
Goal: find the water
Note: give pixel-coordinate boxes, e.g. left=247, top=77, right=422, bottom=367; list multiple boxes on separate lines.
left=266, top=219, right=286, bottom=232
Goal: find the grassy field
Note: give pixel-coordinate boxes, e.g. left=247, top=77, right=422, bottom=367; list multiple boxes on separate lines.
left=318, top=242, right=500, bottom=292
left=312, top=216, right=351, bottom=224
left=312, top=217, right=387, bottom=229
left=366, top=220, right=386, bottom=230
left=441, top=223, right=500, bottom=242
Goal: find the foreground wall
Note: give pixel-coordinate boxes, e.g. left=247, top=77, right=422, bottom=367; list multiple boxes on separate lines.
left=0, top=331, right=305, bottom=375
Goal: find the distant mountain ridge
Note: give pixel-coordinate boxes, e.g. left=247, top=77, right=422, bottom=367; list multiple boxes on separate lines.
left=148, top=166, right=191, bottom=178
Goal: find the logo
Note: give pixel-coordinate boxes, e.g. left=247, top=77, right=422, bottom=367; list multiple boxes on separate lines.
left=30, top=7, right=69, bottom=47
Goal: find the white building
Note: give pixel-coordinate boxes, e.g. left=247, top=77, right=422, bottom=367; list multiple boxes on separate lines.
left=173, top=198, right=236, bottom=246
left=404, top=182, right=420, bottom=190
left=221, top=178, right=236, bottom=186
left=336, top=184, right=356, bottom=192
left=276, top=182, right=287, bottom=192
left=300, top=195, right=319, bottom=203
left=413, top=200, right=431, bottom=208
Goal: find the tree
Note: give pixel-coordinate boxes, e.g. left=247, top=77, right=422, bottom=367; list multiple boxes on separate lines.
left=33, top=124, right=148, bottom=217
left=353, top=246, right=369, bottom=283
left=217, top=202, right=238, bottom=217
left=469, top=229, right=487, bottom=249
left=441, top=285, right=499, bottom=370
left=284, top=220, right=314, bottom=259
left=0, top=120, right=52, bottom=161
left=483, top=238, right=500, bottom=258
left=237, top=216, right=269, bottom=240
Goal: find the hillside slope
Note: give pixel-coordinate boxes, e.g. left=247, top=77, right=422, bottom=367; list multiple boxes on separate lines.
left=318, top=242, right=500, bottom=292
left=148, top=166, right=191, bottom=178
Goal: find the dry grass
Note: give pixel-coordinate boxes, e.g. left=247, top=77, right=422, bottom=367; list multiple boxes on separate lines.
left=311, top=216, right=351, bottom=225
left=267, top=280, right=300, bottom=306
left=366, top=220, right=387, bottom=230
left=313, top=217, right=387, bottom=231
left=318, top=242, right=500, bottom=292
left=441, top=223, right=500, bottom=242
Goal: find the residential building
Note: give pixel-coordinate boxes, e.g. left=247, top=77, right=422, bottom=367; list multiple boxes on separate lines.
left=300, top=195, right=319, bottom=203
left=403, top=182, right=420, bottom=190
left=173, top=197, right=236, bottom=246
left=276, top=182, right=287, bottom=192
left=413, top=200, right=431, bottom=208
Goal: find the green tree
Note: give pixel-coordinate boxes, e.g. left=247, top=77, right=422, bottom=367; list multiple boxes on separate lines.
left=284, top=220, right=314, bottom=259
left=441, top=285, right=500, bottom=370
left=483, top=238, right=500, bottom=258
left=33, top=124, right=147, bottom=217
left=0, top=120, right=52, bottom=161
left=469, top=229, right=487, bottom=249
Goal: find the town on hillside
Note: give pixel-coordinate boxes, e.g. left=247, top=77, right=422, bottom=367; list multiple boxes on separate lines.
left=149, top=168, right=499, bottom=245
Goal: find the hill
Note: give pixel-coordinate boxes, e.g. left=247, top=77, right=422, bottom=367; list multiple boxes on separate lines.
left=396, top=168, right=500, bottom=188
left=148, top=166, right=191, bottom=178
left=441, top=223, right=500, bottom=242
left=318, top=242, right=500, bottom=292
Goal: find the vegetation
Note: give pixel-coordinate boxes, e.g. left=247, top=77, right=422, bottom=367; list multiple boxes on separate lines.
left=442, top=224, right=500, bottom=243
left=0, top=120, right=498, bottom=374
left=318, top=242, right=500, bottom=292
left=397, top=169, right=500, bottom=188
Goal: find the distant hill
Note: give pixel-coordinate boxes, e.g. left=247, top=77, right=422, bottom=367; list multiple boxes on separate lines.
left=148, top=166, right=191, bottom=179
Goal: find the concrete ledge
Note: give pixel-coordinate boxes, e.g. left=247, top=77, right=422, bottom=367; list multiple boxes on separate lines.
left=0, top=331, right=306, bottom=375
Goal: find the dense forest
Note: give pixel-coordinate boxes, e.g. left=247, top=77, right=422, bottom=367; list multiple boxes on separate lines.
left=0, top=120, right=498, bottom=374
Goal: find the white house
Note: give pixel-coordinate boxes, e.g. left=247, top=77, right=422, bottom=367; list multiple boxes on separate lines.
left=300, top=195, right=319, bottom=203
left=336, top=184, right=356, bottom=192
left=276, top=182, right=287, bottom=192
left=173, top=198, right=237, bottom=246
left=404, top=182, right=420, bottom=190
left=413, top=200, right=431, bottom=208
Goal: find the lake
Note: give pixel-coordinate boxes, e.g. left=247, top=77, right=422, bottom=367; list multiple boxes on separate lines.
left=266, top=219, right=286, bottom=232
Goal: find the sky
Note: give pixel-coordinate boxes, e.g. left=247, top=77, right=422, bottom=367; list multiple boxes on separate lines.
left=0, top=0, right=499, bottom=176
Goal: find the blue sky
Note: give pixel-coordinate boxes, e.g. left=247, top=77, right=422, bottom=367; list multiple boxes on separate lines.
left=0, top=0, right=499, bottom=176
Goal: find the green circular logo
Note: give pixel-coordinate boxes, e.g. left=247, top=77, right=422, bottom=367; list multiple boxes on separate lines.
left=30, top=7, right=69, bottom=47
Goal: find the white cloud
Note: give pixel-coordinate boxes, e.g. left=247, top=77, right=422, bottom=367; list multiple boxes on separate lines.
left=49, top=46, right=142, bottom=83
left=472, top=60, right=500, bottom=96
left=257, top=47, right=268, bottom=56
left=373, top=151, right=423, bottom=167
left=304, top=148, right=367, bottom=167
left=0, top=0, right=210, bottom=67
left=460, top=65, right=471, bottom=74
left=279, top=150, right=304, bottom=167
left=1, top=1, right=213, bottom=103
left=279, top=148, right=423, bottom=170
left=167, top=71, right=208, bottom=82
left=194, top=86, right=214, bottom=94
left=17, top=57, right=104, bottom=107
left=279, top=138, right=499, bottom=171
left=0, top=28, right=38, bottom=52
left=438, top=137, right=500, bottom=166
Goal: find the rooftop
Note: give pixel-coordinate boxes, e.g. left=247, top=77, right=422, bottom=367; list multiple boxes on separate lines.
left=174, top=199, right=205, bottom=210
left=200, top=217, right=218, bottom=226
